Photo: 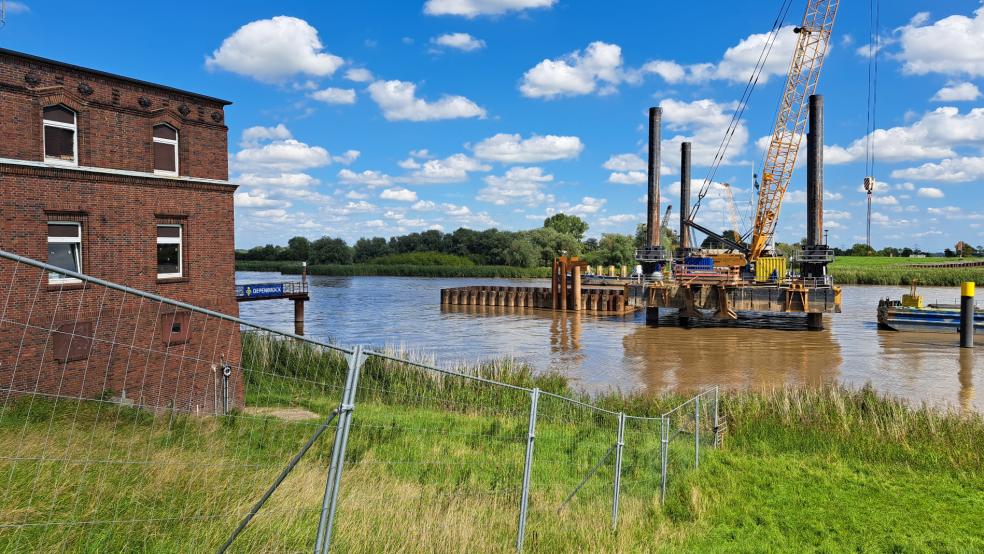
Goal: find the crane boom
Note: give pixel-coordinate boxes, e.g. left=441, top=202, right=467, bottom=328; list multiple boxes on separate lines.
left=749, top=0, right=839, bottom=261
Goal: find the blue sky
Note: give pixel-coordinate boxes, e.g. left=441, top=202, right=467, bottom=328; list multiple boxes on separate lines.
left=3, top=0, right=983, bottom=251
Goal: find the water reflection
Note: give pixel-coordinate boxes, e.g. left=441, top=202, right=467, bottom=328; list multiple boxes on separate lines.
left=960, top=348, right=975, bottom=412
left=621, top=323, right=841, bottom=393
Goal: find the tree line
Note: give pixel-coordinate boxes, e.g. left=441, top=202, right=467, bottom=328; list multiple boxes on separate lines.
left=237, top=213, right=981, bottom=268
left=236, top=214, right=681, bottom=268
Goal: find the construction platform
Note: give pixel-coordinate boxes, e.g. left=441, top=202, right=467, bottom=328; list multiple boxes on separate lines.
left=630, top=278, right=841, bottom=331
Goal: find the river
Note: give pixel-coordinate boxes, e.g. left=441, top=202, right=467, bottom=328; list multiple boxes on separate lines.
left=237, top=272, right=984, bottom=412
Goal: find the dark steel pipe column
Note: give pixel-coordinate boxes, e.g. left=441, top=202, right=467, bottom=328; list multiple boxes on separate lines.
left=647, top=107, right=662, bottom=248
left=961, top=282, right=975, bottom=348
left=807, top=95, right=823, bottom=247
left=680, top=142, right=692, bottom=250
left=806, top=95, right=825, bottom=331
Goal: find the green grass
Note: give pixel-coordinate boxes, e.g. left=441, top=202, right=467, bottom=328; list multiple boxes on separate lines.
left=830, top=256, right=984, bottom=286
left=365, top=252, right=476, bottom=267
left=2, top=335, right=983, bottom=552
left=235, top=260, right=551, bottom=278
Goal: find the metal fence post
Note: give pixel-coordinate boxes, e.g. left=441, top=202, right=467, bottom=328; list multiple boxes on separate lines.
left=694, top=395, right=700, bottom=469
left=713, top=386, right=720, bottom=448
left=314, top=345, right=365, bottom=554
left=516, top=387, right=540, bottom=552
left=611, top=412, right=626, bottom=529
left=659, top=415, right=668, bottom=504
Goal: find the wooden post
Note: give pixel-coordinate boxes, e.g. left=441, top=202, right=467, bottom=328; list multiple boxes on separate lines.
left=572, top=266, right=582, bottom=312
left=551, top=260, right=558, bottom=309
left=559, top=260, right=568, bottom=311
left=441, top=289, right=449, bottom=305
left=294, top=299, right=305, bottom=336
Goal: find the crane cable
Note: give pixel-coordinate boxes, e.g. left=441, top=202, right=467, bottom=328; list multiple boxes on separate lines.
left=690, top=0, right=796, bottom=224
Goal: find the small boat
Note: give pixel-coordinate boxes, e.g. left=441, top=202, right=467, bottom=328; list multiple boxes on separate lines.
left=877, top=283, right=983, bottom=333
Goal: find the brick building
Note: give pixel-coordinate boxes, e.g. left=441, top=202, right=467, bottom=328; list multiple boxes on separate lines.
left=0, top=48, right=243, bottom=412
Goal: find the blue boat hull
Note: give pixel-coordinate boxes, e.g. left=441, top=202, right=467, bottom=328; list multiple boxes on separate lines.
left=877, top=304, right=984, bottom=333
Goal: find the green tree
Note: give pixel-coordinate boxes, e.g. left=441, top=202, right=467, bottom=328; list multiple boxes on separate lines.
left=353, top=237, right=390, bottom=263
left=543, top=213, right=589, bottom=241
left=848, top=243, right=875, bottom=256
left=310, top=236, right=353, bottom=264
left=285, top=236, right=310, bottom=261
left=522, top=227, right=582, bottom=265
left=589, top=233, right=636, bottom=266
left=503, top=238, right=539, bottom=268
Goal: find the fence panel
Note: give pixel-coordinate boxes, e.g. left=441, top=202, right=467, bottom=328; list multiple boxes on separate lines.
left=659, top=387, right=719, bottom=504
left=328, top=351, right=532, bottom=553
left=0, top=254, right=350, bottom=552
left=522, top=392, right=620, bottom=550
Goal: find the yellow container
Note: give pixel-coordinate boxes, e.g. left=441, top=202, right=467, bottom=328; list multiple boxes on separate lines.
left=755, top=257, right=787, bottom=282
left=901, top=294, right=924, bottom=308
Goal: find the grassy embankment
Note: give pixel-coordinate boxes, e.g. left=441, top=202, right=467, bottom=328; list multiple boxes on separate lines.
left=830, top=256, right=984, bottom=286
left=2, top=334, right=983, bottom=552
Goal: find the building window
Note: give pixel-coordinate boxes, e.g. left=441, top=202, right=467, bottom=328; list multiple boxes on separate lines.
left=157, top=224, right=182, bottom=279
left=153, top=124, right=178, bottom=175
left=47, top=222, right=82, bottom=283
left=43, top=105, right=77, bottom=165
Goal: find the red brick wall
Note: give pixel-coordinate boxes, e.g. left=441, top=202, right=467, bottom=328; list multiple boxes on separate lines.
left=0, top=51, right=228, bottom=181
left=0, top=51, right=242, bottom=412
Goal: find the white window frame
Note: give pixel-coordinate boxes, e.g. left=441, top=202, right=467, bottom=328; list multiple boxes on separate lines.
left=156, top=224, right=183, bottom=279
left=42, top=106, right=78, bottom=167
left=47, top=221, right=82, bottom=284
left=153, top=125, right=179, bottom=176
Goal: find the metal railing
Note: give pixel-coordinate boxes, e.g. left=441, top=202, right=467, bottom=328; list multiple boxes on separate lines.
left=0, top=248, right=721, bottom=552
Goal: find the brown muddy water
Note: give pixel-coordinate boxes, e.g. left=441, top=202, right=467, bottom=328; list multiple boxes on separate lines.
left=238, top=272, right=984, bottom=412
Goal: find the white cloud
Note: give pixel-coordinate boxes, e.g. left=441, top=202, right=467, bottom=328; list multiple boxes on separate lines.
left=240, top=124, right=293, bottom=148
left=379, top=187, right=418, bottom=202
left=917, top=187, right=945, bottom=199
left=424, top=0, right=556, bottom=18
left=332, top=150, right=361, bottom=165
left=310, top=87, right=357, bottom=105
left=431, top=32, right=486, bottom=52
left=337, top=169, right=393, bottom=187
left=642, top=26, right=798, bottom=85
left=932, top=82, right=981, bottom=102
left=368, top=80, right=486, bottom=121
left=205, top=16, right=343, bottom=83
left=596, top=213, right=640, bottom=227
left=346, top=190, right=369, bottom=200
left=891, top=157, right=984, bottom=183
left=899, top=7, right=984, bottom=77
left=473, top=133, right=584, bottom=163
left=400, top=154, right=491, bottom=184
left=566, top=196, right=606, bottom=216
left=477, top=166, right=554, bottom=205
left=237, top=173, right=319, bottom=188
left=603, top=153, right=646, bottom=172
left=234, top=191, right=290, bottom=208
left=661, top=98, right=748, bottom=166
left=520, top=41, right=626, bottom=99
left=345, top=68, right=374, bottom=82
left=872, top=195, right=899, bottom=206
left=233, top=138, right=330, bottom=173
left=609, top=171, right=647, bottom=185
left=826, top=107, right=984, bottom=164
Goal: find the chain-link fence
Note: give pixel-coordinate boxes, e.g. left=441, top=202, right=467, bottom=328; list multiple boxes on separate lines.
left=0, top=248, right=721, bottom=552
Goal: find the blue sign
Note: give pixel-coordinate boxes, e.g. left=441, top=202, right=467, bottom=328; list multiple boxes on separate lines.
left=236, top=283, right=284, bottom=299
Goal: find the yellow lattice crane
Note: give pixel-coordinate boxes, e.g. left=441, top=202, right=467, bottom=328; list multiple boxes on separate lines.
left=748, top=0, right=840, bottom=261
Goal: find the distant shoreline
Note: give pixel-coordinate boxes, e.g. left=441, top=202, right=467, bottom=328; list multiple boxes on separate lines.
left=235, top=257, right=984, bottom=286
